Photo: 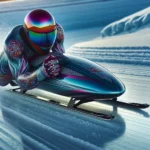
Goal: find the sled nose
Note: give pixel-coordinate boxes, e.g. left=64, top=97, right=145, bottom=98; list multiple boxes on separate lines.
left=89, top=72, right=126, bottom=98
left=97, top=76, right=126, bottom=98
left=60, top=74, right=125, bottom=99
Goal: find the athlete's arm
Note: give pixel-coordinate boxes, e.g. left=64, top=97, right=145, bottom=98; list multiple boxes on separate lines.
left=5, top=40, right=60, bottom=90
left=52, top=23, right=65, bottom=53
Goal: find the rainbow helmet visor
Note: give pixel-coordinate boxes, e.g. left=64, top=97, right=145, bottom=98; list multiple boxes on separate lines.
left=24, top=9, right=57, bottom=48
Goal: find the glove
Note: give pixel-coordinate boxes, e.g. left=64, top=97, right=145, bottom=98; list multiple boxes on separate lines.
left=42, top=54, right=60, bottom=78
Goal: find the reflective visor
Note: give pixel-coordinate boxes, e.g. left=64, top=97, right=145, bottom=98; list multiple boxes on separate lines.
left=28, top=29, right=57, bottom=47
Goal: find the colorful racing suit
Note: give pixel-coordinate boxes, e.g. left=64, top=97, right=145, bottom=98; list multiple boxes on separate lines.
left=0, top=23, right=65, bottom=90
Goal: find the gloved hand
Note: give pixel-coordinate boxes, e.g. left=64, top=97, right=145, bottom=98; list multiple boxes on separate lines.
left=43, top=54, right=60, bottom=78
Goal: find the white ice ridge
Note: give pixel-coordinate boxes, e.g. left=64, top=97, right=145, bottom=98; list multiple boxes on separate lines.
left=100, top=7, right=150, bottom=37
left=68, top=46, right=150, bottom=66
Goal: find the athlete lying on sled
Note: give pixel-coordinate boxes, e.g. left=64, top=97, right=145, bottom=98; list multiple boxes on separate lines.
left=0, top=9, right=148, bottom=115
left=0, top=9, right=63, bottom=90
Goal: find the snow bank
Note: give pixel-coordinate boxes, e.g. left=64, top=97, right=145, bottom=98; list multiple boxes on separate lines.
left=68, top=7, right=150, bottom=66
left=68, top=23, right=150, bottom=66
left=101, top=7, right=150, bottom=37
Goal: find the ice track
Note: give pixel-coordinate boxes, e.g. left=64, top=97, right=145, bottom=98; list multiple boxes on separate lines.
left=0, top=89, right=127, bottom=150
left=0, top=0, right=150, bottom=149
left=0, top=71, right=150, bottom=150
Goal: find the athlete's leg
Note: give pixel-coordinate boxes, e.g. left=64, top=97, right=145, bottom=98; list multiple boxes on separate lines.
left=0, top=52, right=13, bottom=86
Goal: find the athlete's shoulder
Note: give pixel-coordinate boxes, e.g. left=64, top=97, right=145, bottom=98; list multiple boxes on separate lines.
left=5, top=39, right=24, bottom=59
left=56, top=23, right=64, bottom=41
left=5, top=25, right=22, bottom=40
left=4, top=25, right=24, bottom=59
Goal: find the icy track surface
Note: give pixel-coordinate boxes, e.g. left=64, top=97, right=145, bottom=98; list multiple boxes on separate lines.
left=0, top=0, right=150, bottom=150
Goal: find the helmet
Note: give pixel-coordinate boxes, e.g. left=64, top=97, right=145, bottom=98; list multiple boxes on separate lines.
left=24, top=9, right=57, bottom=49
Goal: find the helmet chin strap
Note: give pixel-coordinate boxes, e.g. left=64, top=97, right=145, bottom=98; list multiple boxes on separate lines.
left=40, top=46, right=51, bottom=52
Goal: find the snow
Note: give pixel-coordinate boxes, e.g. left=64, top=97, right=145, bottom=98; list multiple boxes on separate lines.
left=0, top=0, right=150, bottom=150
left=68, top=31, right=150, bottom=65
left=68, top=7, right=150, bottom=66
left=68, top=34, right=150, bottom=65
left=101, top=7, right=150, bottom=37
